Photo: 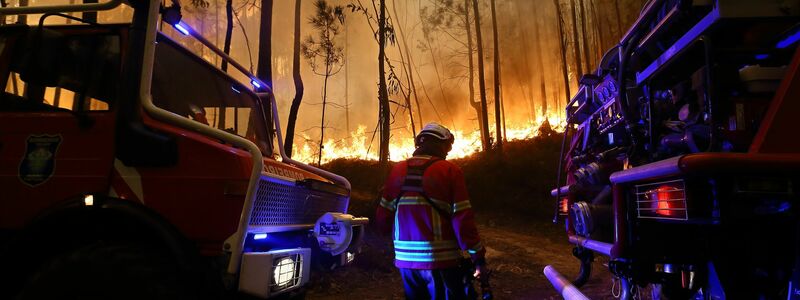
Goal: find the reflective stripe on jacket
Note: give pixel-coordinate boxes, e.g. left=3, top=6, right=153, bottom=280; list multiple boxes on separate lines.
left=376, top=155, right=486, bottom=269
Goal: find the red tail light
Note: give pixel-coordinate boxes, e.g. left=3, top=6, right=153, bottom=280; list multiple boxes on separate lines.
left=655, top=185, right=675, bottom=217
left=636, top=180, right=688, bottom=220
left=560, top=198, right=569, bottom=215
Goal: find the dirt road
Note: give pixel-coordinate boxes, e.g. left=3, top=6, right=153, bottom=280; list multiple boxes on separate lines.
left=306, top=222, right=614, bottom=299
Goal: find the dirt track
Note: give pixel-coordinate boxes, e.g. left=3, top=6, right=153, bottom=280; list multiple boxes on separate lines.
left=306, top=222, right=615, bottom=299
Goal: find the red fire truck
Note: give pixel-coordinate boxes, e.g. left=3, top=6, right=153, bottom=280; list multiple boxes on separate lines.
left=0, top=1, right=366, bottom=299
left=546, top=0, right=800, bottom=299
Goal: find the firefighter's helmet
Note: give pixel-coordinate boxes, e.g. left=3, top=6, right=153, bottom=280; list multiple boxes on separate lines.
left=415, top=122, right=455, bottom=146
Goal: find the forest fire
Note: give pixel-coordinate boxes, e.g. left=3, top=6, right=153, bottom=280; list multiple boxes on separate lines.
left=291, top=113, right=565, bottom=164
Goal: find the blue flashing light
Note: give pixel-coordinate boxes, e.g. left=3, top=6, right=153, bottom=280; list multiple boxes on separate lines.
left=231, top=86, right=241, bottom=94
left=755, top=54, right=770, bottom=60
left=777, top=29, right=800, bottom=49
left=253, top=233, right=268, bottom=240
left=251, top=79, right=262, bottom=90
left=174, top=22, right=190, bottom=36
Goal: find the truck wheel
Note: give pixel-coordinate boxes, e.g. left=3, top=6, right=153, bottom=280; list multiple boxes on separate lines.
left=15, top=241, right=203, bottom=300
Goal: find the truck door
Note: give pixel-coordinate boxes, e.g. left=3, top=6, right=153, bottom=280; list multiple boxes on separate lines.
left=0, top=28, right=121, bottom=229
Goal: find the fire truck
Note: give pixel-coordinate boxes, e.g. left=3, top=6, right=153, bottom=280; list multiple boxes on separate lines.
left=0, top=1, right=366, bottom=299
left=546, top=0, right=800, bottom=299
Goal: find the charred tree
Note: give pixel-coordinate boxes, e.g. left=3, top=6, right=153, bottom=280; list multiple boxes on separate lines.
left=390, top=0, right=417, bottom=134
left=472, top=0, right=490, bottom=151
left=555, top=0, right=571, bottom=106
left=284, top=0, right=305, bottom=157
left=377, top=0, right=390, bottom=164
left=83, top=0, right=98, bottom=22
left=221, top=0, right=233, bottom=72
left=419, top=2, right=456, bottom=129
left=591, top=0, right=604, bottom=59
left=614, top=0, right=623, bottom=38
left=568, top=0, right=583, bottom=82
left=16, top=0, right=26, bottom=24
left=349, top=0, right=401, bottom=164
left=256, top=0, right=273, bottom=90
left=490, top=0, right=502, bottom=149
left=0, top=0, right=7, bottom=25
left=512, top=0, right=535, bottom=119
left=578, top=0, right=591, bottom=72
left=466, top=0, right=481, bottom=135
left=530, top=1, right=548, bottom=118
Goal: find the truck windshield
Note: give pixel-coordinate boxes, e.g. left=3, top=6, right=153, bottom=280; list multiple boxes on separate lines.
left=1, top=26, right=120, bottom=112
left=151, top=33, right=273, bottom=155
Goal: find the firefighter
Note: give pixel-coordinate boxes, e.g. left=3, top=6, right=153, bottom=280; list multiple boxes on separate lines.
left=376, top=122, right=488, bottom=300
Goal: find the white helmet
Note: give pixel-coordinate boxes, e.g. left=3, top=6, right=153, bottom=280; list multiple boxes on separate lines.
left=415, top=122, right=454, bottom=146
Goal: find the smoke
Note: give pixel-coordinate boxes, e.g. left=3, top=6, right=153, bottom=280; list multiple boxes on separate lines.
left=164, top=0, right=647, bottom=160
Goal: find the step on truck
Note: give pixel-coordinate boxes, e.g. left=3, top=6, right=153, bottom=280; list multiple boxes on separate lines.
left=0, top=1, right=367, bottom=299
left=546, top=0, right=800, bottom=299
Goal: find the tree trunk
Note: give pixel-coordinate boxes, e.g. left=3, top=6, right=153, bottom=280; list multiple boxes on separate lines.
left=579, top=0, right=591, bottom=72
left=530, top=1, right=548, bottom=118
left=472, top=0, right=490, bottom=151
left=391, top=0, right=417, bottom=134
left=319, top=72, right=329, bottom=165
left=83, top=0, right=98, bottom=22
left=221, top=0, right=233, bottom=72
left=378, top=0, right=390, bottom=164
left=591, top=0, right=604, bottom=58
left=16, top=0, right=27, bottom=24
left=284, top=0, right=304, bottom=157
left=466, top=0, right=483, bottom=142
left=421, top=20, right=456, bottom=128
left=555, top=0, right=571, bottom=108
left=217, top=0, right=234, bottom=131
left=614, top=0, right=623, bottom=39
left=0, top=0, right=7, bottom=25
left=569, top=0, right=583, bottom=82
left=490, top=0, right=502, bottom=150
left=513, top=0, right=535, bottom=120
left=256, top=0, right=273, bottom=89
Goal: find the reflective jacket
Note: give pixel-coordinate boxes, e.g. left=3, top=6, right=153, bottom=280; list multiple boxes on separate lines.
left=376, top=155, right=486, bottom=269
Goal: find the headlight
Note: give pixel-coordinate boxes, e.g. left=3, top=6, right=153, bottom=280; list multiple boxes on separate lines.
left=273, top=256, right=298, bottom=289
left=239, top=249, right=311, bottom=298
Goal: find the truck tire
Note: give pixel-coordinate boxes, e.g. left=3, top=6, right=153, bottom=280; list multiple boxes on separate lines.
left=15, top=241, right=204, bottom=300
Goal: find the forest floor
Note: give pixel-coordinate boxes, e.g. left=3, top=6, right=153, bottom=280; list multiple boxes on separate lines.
left=306, top=129, right=619, bottom=299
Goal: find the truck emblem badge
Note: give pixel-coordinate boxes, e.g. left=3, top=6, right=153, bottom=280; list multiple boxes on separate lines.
left=19, top=135, right=62, bottom=187
left=319, top=222, right=341, bottom=236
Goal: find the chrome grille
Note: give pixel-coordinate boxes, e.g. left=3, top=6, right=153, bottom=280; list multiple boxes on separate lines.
left=250, top=176, right=349, bottom=226
left=635, top=179, right=688, bottom=220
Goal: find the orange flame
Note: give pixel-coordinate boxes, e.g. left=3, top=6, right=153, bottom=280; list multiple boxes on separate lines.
left=292, top=113, right=565, bottom=164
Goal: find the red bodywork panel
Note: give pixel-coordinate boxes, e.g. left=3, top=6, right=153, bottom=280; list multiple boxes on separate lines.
left=0, top=112, right=116, bottom=228
left=136, top=112, right=252, bottom=254
left=750, top=46, right=800, bottom=154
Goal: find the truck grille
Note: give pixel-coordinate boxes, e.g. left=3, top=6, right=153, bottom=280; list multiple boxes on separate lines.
left=250, top=176, right=349, bottom=226
left=635, top=179, right=688, bottom=220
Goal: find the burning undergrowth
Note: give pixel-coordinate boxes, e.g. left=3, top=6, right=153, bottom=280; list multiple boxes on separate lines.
left=324, top=122, right=564, bottom=230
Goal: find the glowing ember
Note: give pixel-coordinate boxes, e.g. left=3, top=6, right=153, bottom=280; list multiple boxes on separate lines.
left=291, top=114, right=565, bottom=164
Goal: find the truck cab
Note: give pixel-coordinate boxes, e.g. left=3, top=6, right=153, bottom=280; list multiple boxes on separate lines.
left=0, top=1, right=365, bottom=298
